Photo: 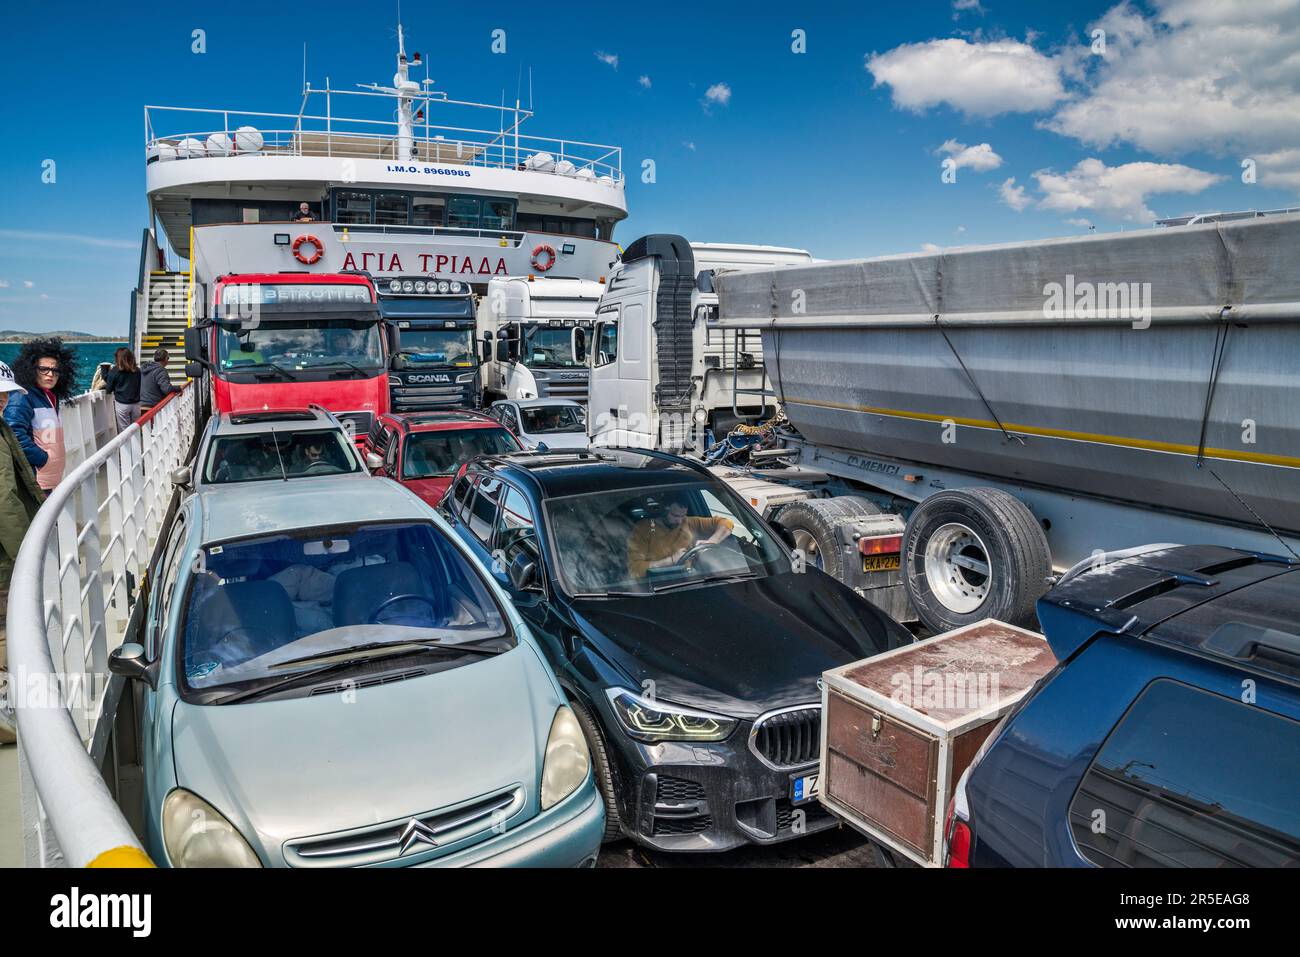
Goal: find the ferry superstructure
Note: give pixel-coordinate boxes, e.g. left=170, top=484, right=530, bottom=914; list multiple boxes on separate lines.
left=133, top=26, right=627, bottom=354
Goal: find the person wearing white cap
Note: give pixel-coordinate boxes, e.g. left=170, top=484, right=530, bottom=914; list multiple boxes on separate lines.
left=0, top=360, right=45, bottom=744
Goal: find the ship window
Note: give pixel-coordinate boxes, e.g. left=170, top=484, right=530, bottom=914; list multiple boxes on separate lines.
left=482, top=200, right=514, bottom=232
left=412, top=195, right=446, bottom=227
left=375, top=192, right=410, bottom=226
left=335, top=191, right=373, bottom=225
left=447, top=196, right=481, bottom=230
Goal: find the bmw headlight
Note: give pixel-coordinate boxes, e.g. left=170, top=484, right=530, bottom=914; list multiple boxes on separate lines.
left=541, top=706, right=590, bottom=810
left=606, top=688, right=736, bottom=743
left=162, top=789, right=262, bottom=868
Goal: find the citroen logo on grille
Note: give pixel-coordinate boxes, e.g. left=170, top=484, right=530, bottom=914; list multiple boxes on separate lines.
left=397, top=817, right=440, bottom=856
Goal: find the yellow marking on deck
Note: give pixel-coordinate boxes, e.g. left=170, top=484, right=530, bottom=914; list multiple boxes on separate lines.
left=785, top=396, right=1300, bottom=470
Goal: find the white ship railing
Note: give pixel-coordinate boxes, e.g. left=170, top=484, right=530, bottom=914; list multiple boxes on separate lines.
left=7, top=384, right=196, bottom=867
left=145, top=91, right=624, bottom=184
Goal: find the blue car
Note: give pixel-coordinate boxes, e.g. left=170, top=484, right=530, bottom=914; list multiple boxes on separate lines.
left=109, top=473, right=603, bottom=867
left=944, top=544, right=1300, bottom=868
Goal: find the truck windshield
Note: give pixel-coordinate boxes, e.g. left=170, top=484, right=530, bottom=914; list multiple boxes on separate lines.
left=217, top=320, right=384, bottom=376
left=181, top=521, right=510, bottom=699
left=522, top=326, right=580, bottom=368
left=402, top=427, right=521, bottom=479
left=399, top=329, right=476, bottom=367
left=545, top=481, right=789, bottom=597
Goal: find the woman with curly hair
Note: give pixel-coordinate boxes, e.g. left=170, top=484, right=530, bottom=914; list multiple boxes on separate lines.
left=3, top=337, right=77, bottom=490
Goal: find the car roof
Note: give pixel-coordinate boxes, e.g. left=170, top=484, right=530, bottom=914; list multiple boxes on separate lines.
left=1041, top=543, right=1300, bottom=681
left=194, top=474, right=429, bottom=543
left=381, top=410, right=502, bottom=433
left=210, top=406, right=340, bottom=435
left=472, top=448, right=709, bottom=499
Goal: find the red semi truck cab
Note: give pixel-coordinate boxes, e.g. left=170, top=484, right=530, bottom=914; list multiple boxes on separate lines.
left=185, top=273, right=390, bottom=443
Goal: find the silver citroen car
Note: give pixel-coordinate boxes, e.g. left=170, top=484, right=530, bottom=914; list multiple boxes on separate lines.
left=110, top=472, right=603, bottom=866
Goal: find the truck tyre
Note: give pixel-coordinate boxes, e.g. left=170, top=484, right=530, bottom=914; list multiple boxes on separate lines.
left=568, top=696, right=624, bottom=844
left=902, top=488, right=1051, bottom=634
left=774, top=496, right=881, bottom=583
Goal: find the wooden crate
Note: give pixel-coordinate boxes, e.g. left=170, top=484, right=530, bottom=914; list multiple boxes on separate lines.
left=818, top=619, right=1057, bottom=866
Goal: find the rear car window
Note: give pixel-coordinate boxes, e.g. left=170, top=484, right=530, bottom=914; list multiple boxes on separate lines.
left=204, top=428, right=360, bottom=483
left=1069, top=679, right=1300, bottom=867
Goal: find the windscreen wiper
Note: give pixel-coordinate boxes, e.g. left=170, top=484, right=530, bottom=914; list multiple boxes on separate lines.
left=216, top=640, right=502, bottom=705
left=234, top=361, right=295, bottom=380
left=651, top=572, right=760, bottom=594
left=311, top=359, right=371, bottom=377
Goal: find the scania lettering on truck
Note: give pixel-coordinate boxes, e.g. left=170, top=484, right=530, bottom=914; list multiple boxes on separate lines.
left=588, top=236, right=811, bottom=452
left=378, top=277, right=481, bottom=411
left=184, top=273, right=390, bottom=443
left=479, top=276, right=601, bottom=406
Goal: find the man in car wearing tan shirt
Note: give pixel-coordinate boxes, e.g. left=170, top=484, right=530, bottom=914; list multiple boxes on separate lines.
left=627, top=493, right=733, bottom=580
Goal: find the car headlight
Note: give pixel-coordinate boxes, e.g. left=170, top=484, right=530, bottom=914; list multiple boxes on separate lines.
left=541, top=706, right=590, bottom=810
left=605, top=688, right=736, bottom=743
left=162, top=789, right=262, bottom=868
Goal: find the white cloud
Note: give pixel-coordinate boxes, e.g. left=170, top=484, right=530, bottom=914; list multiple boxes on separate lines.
left=1046, top=1, right=1300, bottom=157
left=0, top=229, right=136, bottom=250
left=999, top=177, right=1031, bottom=211
left=953, top=0, right=985, bottom=14
left=1066, top=217, right=1094, bottom=227
left=683, top=141, right=697, bottom=151
left=638, top=75, right=652, bottom=89
left=937, top=139, right=1003, bottom=172
left=920, top=243, right=944, bottom=254
left=703, top=82, right=732, bottom=109
left=1254, top=148, right=1300, bottom=191
left=39, top=293, right=49, bottom=300
left=22, top=281, right=34, bottom=289
left=0, top=280, right=9, bottom=288
left=1033, top=157, right=1222, bottom=222
left=866, top=38, right=1066, bottom=117
left=595, top=51, right=619, bottom=70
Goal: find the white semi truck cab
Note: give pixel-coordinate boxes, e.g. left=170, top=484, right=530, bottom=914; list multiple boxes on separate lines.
left=587, top=235, right=811, bottom=452
left=478, top=276, right=602, bottom=405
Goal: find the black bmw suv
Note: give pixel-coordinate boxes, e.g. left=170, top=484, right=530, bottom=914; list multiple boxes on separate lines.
left=439, top=448, right=912, bottom=851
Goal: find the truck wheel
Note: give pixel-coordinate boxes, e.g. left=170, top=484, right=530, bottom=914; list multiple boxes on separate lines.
left=774, top=496, right=881, bottom=582
left=902, top=488, right=1050, bottom=633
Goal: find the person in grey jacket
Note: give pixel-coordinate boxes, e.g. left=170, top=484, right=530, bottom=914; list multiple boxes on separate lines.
left=139, top=348, right=180, bottom=413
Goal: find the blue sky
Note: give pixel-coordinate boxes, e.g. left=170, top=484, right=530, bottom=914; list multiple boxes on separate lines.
left=2, top=0, right=1297, bottom=334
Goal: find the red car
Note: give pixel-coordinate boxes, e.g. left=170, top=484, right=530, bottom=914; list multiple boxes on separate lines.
left=363, top=410, right=521, bottom=507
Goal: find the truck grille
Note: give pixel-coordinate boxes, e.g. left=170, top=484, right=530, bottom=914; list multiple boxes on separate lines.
left=749, top=706, right=821, bottom=769
left=283, top=786, right=525, bottom=867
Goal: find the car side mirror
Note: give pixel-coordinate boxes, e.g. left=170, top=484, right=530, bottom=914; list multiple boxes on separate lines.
left=774, top=523, right=797, bottom=552
left=169, top=466, right=192, bottom=488
left=365, top=451, right=383, bottom=471
left=109, top=642, right=157, bottom=689
left=508, top=553, right=540, bottom=592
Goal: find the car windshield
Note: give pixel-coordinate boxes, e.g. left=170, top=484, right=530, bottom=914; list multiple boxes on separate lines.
left=181, top=521, right=509, bottom=695
left=217, top=319, right=384, bottom=374
left=545, top=480, right=789, bottom=596
left=399, top=328, right=475, bottom=367
left=402, top=427, right=521, bottom=479
left=521, top=326, right=579, bottom=368
left=520, top=405, right=585, bottom=435
left=203, top=428, right=360, bottom=483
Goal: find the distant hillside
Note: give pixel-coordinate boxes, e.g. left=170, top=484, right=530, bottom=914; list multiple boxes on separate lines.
left=0, top=330, right=126, bottom=343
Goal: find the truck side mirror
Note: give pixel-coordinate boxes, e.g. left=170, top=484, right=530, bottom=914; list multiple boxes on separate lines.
left=387, top=325, right=401, bottom=356
left=183, top=326, right=205, bottom=362
left=184, top=361, right=204, bottom=380
left=496, top=340, right=512, bottom=362
left=572, top=327, right=587, bottom=364
left=481, top=338, right=493, bottom=363
left=697, top=270, right=716, bottom=293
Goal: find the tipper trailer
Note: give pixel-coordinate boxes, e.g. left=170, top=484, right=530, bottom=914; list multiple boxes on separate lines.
left=696, top=214, right=1300, bottom=632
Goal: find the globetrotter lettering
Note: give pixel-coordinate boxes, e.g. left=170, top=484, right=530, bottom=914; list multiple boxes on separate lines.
left=339, top=251, right=509, bottom=276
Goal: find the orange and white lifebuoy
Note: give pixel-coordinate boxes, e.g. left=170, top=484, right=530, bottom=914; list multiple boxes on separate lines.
left=292, top=234, right=324, bottom=265
left=531, top=243, right=557, bottom=272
